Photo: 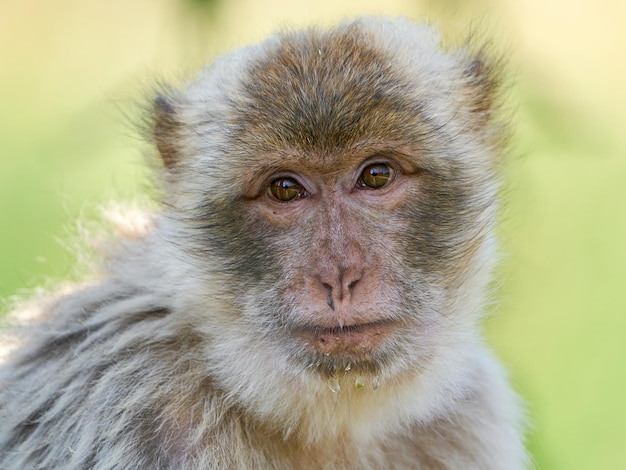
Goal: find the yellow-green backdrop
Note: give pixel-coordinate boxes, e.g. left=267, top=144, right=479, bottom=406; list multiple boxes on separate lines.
left=1, top=0, right=625, bottom=468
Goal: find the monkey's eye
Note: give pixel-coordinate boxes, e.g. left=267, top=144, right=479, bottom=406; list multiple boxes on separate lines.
left=268, top=177, right=303, bottom=202
left=359, top=163, right=395, bottom=189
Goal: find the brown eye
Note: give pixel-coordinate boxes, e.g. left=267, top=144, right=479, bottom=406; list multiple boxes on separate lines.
left=269, top=177, right=302, bottom=202
left=359, top=163, right=395, bottom=189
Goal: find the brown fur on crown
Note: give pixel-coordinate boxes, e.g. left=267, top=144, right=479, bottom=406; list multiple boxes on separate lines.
left=151, top=20, right=505, bottom=170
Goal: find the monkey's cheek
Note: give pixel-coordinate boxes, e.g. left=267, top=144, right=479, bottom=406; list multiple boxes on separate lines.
left=296, top=321, right=397, bottom=357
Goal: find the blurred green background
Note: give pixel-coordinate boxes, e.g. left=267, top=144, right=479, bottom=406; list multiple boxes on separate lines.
left=1, top=0, right=625, bottom=468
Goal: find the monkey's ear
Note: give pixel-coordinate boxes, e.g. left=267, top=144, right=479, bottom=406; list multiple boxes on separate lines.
left=461, top=55, right=502, bottom=127
left=153, top=94, right=181, bottom=169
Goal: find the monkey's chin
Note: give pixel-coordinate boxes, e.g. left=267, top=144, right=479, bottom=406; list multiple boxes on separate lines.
left=295, top=320, right=398, bottom=377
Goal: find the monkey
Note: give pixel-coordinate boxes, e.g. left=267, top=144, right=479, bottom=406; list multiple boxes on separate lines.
left=0, top=17, right=527, bottom=469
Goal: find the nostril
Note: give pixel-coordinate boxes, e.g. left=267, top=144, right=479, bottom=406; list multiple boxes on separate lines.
left=319, top=279, right=335, bottom=310
left=345, top=269, right=364, bottom=293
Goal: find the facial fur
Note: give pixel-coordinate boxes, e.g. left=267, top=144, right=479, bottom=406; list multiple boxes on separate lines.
left=154, top=20, right=501, bottom=385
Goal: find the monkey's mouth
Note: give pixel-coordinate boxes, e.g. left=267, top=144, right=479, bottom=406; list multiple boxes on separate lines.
left=296, top=320, right=397, bottom=356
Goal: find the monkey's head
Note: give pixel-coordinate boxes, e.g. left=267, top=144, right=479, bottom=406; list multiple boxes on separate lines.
left=149, top=18, right=504, bottom=431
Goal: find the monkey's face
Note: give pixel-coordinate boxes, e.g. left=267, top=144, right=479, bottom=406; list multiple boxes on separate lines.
left=241, top=147, right=425, bottom=378
left=158, top=21, right=500, bottom=382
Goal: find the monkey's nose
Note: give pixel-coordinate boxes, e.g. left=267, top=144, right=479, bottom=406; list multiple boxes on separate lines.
left=319, top=267, right=362, bottom=311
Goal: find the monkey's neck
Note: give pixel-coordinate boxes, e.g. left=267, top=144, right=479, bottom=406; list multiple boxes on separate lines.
left=154, top=351, right=510, bottom=468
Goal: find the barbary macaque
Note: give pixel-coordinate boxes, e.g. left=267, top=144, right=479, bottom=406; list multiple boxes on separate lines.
left=0, top=17, right=526, bottom=469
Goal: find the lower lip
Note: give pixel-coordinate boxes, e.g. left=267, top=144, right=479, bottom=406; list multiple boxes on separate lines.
left=296, top=321, right=397, bottom=356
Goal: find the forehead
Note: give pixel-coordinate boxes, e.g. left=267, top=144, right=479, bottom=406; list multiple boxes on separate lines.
left=231, top=24, right=428, bottom=161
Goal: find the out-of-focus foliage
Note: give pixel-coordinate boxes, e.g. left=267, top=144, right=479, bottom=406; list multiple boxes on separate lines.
left=1, top=0, right=625, bottom=468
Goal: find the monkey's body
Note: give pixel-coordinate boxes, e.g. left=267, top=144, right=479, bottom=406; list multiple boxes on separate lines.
left=1, top=283, right=520, bottom=468
left=0, top=18, right=526, bottom=469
